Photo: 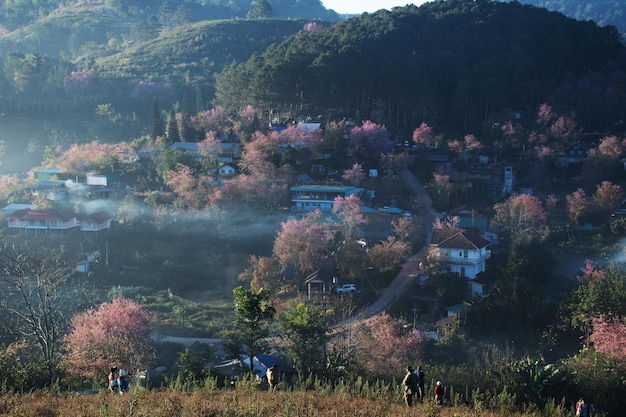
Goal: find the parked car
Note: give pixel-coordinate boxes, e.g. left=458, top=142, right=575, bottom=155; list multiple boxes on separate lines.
left=403, top=211, right=412, bottom=219
left=335, top=284, right=357, bottom=293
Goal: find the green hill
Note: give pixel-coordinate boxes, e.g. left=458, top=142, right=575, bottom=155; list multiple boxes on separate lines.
left=0, top=3, right=134, bottom=58
left=216, top=0, right=626, bottom=137
left=500, top=0, right=626, bottom=38
left=93, top=19, right=307, bottom=86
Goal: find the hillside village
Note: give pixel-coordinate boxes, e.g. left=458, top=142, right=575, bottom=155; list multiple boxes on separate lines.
left=4, top=110, right=624, bottom=319
left=0, top=1, right=626, bottom=415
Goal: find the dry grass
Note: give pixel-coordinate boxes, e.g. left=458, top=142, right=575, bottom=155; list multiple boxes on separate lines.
left=0, top=389, right=526, bottom=417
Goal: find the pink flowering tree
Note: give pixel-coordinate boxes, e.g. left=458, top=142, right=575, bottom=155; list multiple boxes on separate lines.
left=166, top=164, right=206, bottom=210
left=273, top=212, right=332, bottom=284
left=239, top=105, right=260, bottom=134
left=584, top=135, right=626, bottom=183
left=193, top=105, right=232, bottom=134
left=347, top=120, right=391, bottom=166
left=198, top=131, right=223, bottom=170
left=590, top=315, right=626, bottom=368
left=45, top=140, right=134, bottom=174
left=332, top=194, right=365, bottom=238
left=566, top=188, right=590, bottom=225
left=577, top=259, right=606, bottom=284
left=492, top=193, right=548, bottom=241
left=280, top=124, right=324, bottom=156
left=62, top=298, right=154, bottom=381
left=342, top=162, right=366, bottom=185
left=353, top=313, right=424, bottom=374
left=368, top=236, right=411, bottom=272
left=592, top=181, right=624, bottom=221
left=412, top=122, right=435, bottom=147
left=448, top=134, right=482, bottom=159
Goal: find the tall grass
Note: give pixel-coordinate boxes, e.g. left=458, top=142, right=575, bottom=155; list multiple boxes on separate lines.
left=0, top=374, right=603, bottom=417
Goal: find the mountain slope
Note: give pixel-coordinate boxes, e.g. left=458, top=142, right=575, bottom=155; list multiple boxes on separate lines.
left=0, top=3, right=134, bottom=57
left=215, top=0, right=626, bottom=136
left=500, top=0, right=626, bottom=38
left=94, top=19, right=307, bottom=85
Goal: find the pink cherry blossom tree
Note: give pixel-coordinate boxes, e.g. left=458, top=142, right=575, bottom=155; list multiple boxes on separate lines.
left=193, top=105, right=232, bottom=134
left=368, top=236, right=410, bottom=272
left=566, top=188, right=590, bottom=225
left=62, top=298, right=154, bottom=381
left=273, top=212, right=332, bottom=283
left=196, top=131, right=223, bottom=171
left=239, top=105, right=260, bottom=132
left=342, top=162, right=366, bottom=185
left=332, top=194, right=365, bottom=238
left=166, top=164, right=205, bottom=210
left=347, top=120, right=391, bottom=165
left=412, top=122, right=435, bottom=147
left=577, top=259, right=606, bottom=284
left=492, top=193, right=548, bottom=240
left=592, top=181, right=624, bottom=221
left=352, top=313, right=424, bottom=374
left=590, top=315, right=626, bottom=368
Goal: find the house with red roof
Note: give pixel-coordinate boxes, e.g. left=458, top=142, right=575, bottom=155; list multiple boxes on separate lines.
left=7, top=209, right=80, bottom=236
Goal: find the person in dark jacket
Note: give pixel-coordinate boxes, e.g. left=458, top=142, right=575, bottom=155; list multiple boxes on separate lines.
left=417, top=366, right=425, bottom=402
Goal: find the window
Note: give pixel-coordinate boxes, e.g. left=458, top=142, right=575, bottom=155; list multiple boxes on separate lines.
left=463, top=250, right=468, bottom=258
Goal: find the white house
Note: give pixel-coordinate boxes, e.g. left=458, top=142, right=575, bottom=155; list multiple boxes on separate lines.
left=218, top=163, right=236, bottom=177
left=430, top=228, right=492, bottom=279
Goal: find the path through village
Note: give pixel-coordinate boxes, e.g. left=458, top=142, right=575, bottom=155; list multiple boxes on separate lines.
left=352, top=169, right=438, bottom=321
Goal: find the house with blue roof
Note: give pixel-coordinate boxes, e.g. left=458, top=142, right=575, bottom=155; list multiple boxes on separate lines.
left=290, top=185, right=365, bottom=212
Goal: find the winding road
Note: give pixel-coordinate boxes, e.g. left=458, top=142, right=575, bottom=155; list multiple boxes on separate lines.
left=351, top=169, right=438, bottom=321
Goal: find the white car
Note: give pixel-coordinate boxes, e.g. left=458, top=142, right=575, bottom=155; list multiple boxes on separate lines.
left=335, top=284, right=357, bottom=293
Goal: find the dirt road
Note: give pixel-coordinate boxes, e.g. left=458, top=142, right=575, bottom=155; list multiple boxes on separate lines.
left=351, top=169, right=438, bottom=321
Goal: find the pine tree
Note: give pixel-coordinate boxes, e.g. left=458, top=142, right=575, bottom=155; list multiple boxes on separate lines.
left=165, top=110, right=180, bottom=145
left=149, top=98, right=163, bottom=140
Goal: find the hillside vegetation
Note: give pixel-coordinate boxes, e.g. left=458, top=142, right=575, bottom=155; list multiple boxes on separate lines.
left=505, top=0, right=626, bottom=38
left=216, top=0, right=626, bottom=137
left=0, top=388, right=552, bottom=417
left=94, top=19, right=308, bottom=86
left=0, top=0, right=337, bottom=32
left=0, top=0, right=624, bottom=161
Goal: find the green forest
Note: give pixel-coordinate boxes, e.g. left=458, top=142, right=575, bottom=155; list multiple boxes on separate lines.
left=216, top=0, right=625, bottom=137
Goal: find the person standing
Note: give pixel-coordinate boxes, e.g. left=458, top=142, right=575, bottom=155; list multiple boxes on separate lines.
left=576, top=398, right=591, bottom=417
left=417, top=366, right=425, bottom=402
left=117, top=369, right=130, bottom=393
left=266, top=364, right=278, bottom=391
left=434, top=380, right=445, bottom=405
left=402, top=366, right=419, bottom=407
left=108, top=367, right=118, bottom=393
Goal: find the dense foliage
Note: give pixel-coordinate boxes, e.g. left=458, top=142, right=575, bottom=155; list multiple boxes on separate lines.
left=216, top=0, right=625, bottom=137
left=506, top=0, right=626, bottom=38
